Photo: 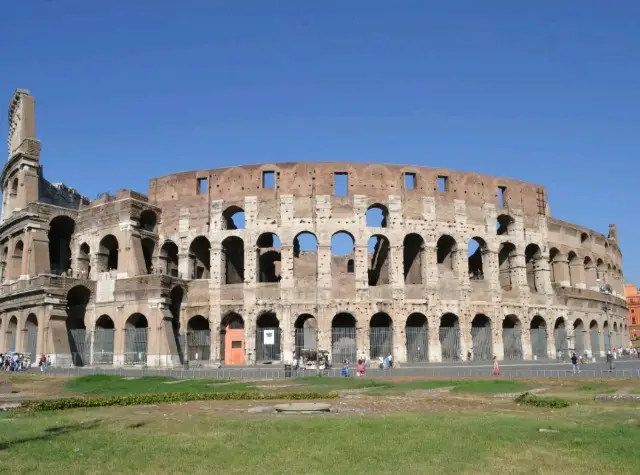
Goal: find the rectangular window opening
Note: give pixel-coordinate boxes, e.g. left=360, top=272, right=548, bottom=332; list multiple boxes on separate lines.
left=437, top=175, right=448, bottom=192
left=334, top=172, right=348, bottom=196
left=197, top=178, right=208, bottom=195
left=404, top=172, right=416, bottom=190
left=498, top=186, right=506, bottom=208
left=262, top=171, right=275, bottom=189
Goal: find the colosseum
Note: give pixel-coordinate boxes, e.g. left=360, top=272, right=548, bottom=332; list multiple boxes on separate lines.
left=0, top=89, right=630, bottom=367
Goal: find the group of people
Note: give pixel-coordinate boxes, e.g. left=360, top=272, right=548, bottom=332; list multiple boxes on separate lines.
left=0, top=353, right=49, bottom=372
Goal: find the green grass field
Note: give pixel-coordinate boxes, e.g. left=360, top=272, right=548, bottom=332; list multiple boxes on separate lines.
left=0, top=404, right=638, bottom=474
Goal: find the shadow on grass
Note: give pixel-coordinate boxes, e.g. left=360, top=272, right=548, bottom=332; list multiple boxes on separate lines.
left=0, top=419, right=103, bottom=451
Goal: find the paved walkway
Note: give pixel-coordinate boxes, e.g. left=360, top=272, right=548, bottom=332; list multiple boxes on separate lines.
left=26, top=357, right=640, bottom=379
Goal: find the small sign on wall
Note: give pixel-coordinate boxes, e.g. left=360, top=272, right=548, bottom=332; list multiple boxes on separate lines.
left=264, top=329, right=275, bottom=345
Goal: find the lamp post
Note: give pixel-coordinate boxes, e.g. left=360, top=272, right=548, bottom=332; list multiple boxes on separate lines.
left=602, top=301, right=614, bottom=371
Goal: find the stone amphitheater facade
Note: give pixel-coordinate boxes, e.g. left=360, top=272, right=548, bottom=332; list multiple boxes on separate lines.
left=0, top=89, right=630, bottom=367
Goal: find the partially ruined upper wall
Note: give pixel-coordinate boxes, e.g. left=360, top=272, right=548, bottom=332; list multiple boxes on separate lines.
left=148, top=162, right=550, bottom=231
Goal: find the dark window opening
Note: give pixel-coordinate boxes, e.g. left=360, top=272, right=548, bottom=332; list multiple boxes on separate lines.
left=437, top=176, right=448, bottom=192
left=404, top=173, right=416, bottom=190
left=197, top=178, right=208, bottom=195
left=262, top=171, right=275, bottom=189
left=347, top=259, right=354, bottom=273
left=334, top=172, right=348, bottom=196
left=498, top=186, right=506, bottom=208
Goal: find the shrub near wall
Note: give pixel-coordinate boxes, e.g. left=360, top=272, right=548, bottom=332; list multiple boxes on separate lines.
left=22, top=391, right=339, bottom=412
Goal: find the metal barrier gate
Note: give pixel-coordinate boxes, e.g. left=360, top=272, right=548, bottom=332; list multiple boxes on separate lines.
left=502, top=328, right=523, bottom=360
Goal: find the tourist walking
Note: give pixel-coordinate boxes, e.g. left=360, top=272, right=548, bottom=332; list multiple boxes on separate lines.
left=571, top=352, right=580, bottom=374
left=492, top=356, right=500, bottom=376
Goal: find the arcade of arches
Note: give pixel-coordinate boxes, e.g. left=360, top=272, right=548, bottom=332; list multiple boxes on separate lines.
left=2, top=285, right=627, bottom=365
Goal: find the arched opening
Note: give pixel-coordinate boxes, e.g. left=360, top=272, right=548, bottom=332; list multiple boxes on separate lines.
left=186, top=315, right=211, bottom=362
left=530, top=315, right=548, bottom=359
left=256, top=233, right=281, bottom=283
left=525, top=244, right=542, bottom=292
left=502, top=315, right=523, bottom=360
left=548, top=248, right=560, bottom=283
left=6, top=316, right=18, bottom=353
left=66, top=285, right=91, bottom=366
left=580, top=232, right=589, bottom=244
left=332, top=313, right=357, bottom=364
left=0, top=246, right=8, bottom=281
left=436, top=235, right=457, bottom=274
left=160, top=241, right=179, bottom=277
left=589, top=320, right=600, bottom=356
left=596, top=259, right=606, bottom=285
left=139, top=210, right=157, bottom=233
left=293, top=232, right=318, bottom=280
left=48, top=216, right=75, bottom=275
left=554, top=318, right=568, bottom=357
left=97, top=235, right=119, bottom=273
left=12, top=240, right=24, bottom=278
left=255, top=312, right=281, bottom=362
left=189, top=236, right=211, bottom=279
left=169, top=286, right=184, bottom=362
left=498, top=242, right=517, bottom=291
left=369, top=312, right=392, bottom=359
left=567, top=251, right=579, bottom=287
left=24, top=313, right=38, bottom=361
left=573, top=319, right=586, bottom=355
left=124, top=313, right=149, bottom=365
left=10, top=177, right=18, bottom=195
left=405, top=313, right=428, bottom=362
left=221, top=236, right=244, bottom=284
left=331, top=231, right=355, bottom=278
left=294, top=314, right=317, bottom=359
left=220, top=313, right=244, bottom=365
left=368, top=234, right=390, bottom=286
left=439, top=313, right=461, bottom=361
left=468, top=237, right=487, bottom=281
left=366, top=203, right=389, bottom=228
left=496, top=214, right=514, bottom=235
left=77, top=243, right=91, bottom=277
left=222, top=206, right=245, bottom=230
left=613, top=322, right=619, bottom=349
left=471, top=314, right=492, bottom=361
left=93, top=315, right=115, bottom=365
left=403, top=233, right=424, bottom=285
left=583, top=257, right=597, bottom=289
left=141, top=238, right=155, bottom=274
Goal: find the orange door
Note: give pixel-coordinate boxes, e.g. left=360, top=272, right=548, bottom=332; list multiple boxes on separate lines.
left=225, top=329, right=245, bottom=365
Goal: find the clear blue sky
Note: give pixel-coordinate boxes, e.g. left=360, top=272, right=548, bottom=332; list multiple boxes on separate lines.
left=1, top=1, right=638, bottom=281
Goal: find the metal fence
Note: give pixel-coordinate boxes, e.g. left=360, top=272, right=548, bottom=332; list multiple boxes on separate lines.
left=9, top=331, right=17, bottom=353
left=255, top=327, right=281, bottom=362
left=26, top=328, right=37, bottom=361
left=529, top=328, right=548, bottom=359
left=575, top=330, right=586, bottom=355
left=124, top=328, right=148, bottom=365
left=36, top=365, right=640, bottom=381
left=470, top=326, right=492, bottom=361
left=405, top=326, right=428, bottom=362
left=331, top=327, right=357, bottom=364
left=67, top=328, right=90, bottom=366
left=590, top=330, right=601, bottom=356
left=369, top=327, right=392, bottom=359
left=502, top=328, right=523, bottom=360
left=186, top=330, right=211, bottom=361
left=604, top=332, right=611, bottom=352
left=93, top=328, right=115, bottom=365
left=554, top=328, right=568, bottom=357
left=294, top=327, right=318, bottom=358
left=439, top=326, right=461, bottom=361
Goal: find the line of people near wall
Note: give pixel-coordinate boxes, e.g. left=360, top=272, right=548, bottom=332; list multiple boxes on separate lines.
left=0, top=353, right=50, bottom=371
